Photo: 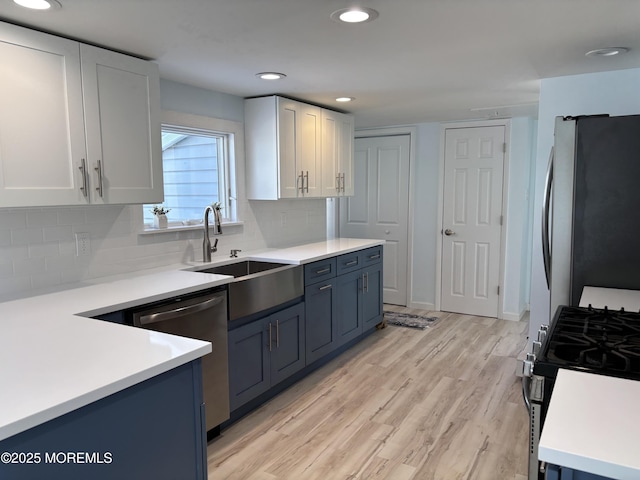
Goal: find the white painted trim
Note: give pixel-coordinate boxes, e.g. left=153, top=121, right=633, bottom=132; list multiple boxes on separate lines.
left=436, top=119, right=511, bottom=319
left=407, top=301, right=435, bottom=311
left=354, top=125, right=417, bottom=308
left=502, top=309, right=527, bottom=322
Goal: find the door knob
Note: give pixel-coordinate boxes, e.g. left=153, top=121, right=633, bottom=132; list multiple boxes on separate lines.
left=444, top=229, right=455, bottom=236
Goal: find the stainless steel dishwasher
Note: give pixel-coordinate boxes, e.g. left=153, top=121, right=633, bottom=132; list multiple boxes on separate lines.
left=130, top=287, right=229, bottom=433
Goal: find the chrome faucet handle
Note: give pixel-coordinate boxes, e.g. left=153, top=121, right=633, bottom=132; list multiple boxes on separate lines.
left=230, top=249, right=241, bottom=258
left=212, top=238, right=218, bottom=253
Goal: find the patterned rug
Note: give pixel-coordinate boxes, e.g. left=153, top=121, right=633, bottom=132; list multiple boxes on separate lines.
left=383, top=311, right=440, bottom=330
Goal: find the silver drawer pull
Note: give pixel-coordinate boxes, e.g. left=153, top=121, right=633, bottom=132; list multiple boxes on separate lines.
left=319, top=284, right=332, bottom=291
left=345, top=260, right=358, bottom=266
left=368, top=254, right=381, bottom=259
left=315, top=268, right=331, bottom=274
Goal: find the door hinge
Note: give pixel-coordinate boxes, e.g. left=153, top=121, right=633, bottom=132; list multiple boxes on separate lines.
left=497, top=286, right=500, bottom=295
left=500, top=215, right=503, bottom=226
left=502, top=142, right=507, bottom=153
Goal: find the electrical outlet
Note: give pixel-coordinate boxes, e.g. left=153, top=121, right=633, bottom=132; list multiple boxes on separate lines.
left=75, top=232, right=91, bottom=256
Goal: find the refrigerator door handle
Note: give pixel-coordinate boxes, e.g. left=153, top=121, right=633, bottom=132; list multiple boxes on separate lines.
left=542, top=146, right=554, bottom=289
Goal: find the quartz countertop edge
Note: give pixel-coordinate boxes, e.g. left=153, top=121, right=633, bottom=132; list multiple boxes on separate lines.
left=0, top=238, right=383, bottom=442
left=538, top=369, right=640, bottom=479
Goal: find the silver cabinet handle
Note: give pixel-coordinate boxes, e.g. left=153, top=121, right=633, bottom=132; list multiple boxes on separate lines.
left=362, top=272, right=369, bottom=293
left=368, top=254, right=381, bottom=260
left=298, top=171, right=304, bottom=193
left=78, top=158, right=88, bottom=197
left=341, top=173, right=346, bottom=192
left=138, top=295, right=225, bottom=325
left=304, top=170, right=309, bottom=193
left=319, top=284, right=332, bottom=291
left=542, top=147, right=554, bottom=289
left=316, top=267, right=331, bottom=274
left=345, top=260, right=358, bottom=266
left=276, top=319, right=279, bottom=348
left=94, top=159, right=104, bottom=197
left=444, top=229, right=455, bottom=236
left=268, top=322, right=273, bottom=352
left=336, top=174, right=341, bottom=192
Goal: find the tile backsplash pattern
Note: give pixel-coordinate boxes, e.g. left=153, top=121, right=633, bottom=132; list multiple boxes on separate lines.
left=0, top=198, right=326, bottom=301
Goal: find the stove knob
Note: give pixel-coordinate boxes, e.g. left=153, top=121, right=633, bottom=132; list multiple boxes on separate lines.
left=532, top=340, right=542, bottom=356
left=523, top=352, right=536, bottom=377
left=538, top=327, right=548, bottom=343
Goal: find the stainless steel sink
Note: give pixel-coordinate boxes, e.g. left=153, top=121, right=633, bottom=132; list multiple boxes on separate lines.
left=194, top=261, right=303, bottom=320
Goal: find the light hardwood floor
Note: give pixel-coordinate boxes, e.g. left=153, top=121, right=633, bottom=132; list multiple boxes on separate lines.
left=208, top=306, right=529, bottom=480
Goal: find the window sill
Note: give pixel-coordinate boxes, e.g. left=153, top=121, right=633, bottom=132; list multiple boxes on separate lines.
left=138, top=221, right=244, bottom=235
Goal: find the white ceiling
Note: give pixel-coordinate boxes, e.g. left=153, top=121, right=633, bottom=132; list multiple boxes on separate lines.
left=2, top=0, right=640, bottom=127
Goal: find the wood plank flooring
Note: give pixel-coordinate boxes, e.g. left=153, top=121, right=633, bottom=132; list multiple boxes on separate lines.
left=208, top=306, right=529, bottom=480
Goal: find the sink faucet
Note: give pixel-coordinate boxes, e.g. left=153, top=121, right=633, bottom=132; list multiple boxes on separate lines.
left=203, top=205, right=222, bottom=262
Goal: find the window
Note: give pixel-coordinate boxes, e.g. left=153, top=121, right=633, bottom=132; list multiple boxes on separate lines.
left=144, top=111, right=240, bottom=228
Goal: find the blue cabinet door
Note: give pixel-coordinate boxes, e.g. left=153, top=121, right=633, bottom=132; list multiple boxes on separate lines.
left=228, top=319, right=271, bottom=412
left=362, top=263, right=383, bottom=331
left=335, top=269, right=363, bottom=346
left=269, top=302, right=306, bottom=386
left=305, top=279, right=338, bottom=364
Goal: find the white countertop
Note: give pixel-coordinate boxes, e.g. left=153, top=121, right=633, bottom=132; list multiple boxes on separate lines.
left=539, top=369, right=640, bottom=479
left=0, top=238, right=383, bottom=442
left=580, top=286, right=640, bottom=311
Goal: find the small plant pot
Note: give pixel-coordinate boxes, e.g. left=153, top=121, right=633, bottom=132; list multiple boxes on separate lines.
left=154, top=214, right=168, bottom=229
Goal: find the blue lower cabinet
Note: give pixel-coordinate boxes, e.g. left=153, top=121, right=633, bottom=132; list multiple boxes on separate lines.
left=546, top=464, right=613, bottom=480
left=305, top=280, right=339, bottom=364
left=228, top=302, right=305, bottom=411
left=335, top=270, right=363, bottom=346
left=0, top=361, right=207, bottom=480
left=362, top=263, right=383, bottom=332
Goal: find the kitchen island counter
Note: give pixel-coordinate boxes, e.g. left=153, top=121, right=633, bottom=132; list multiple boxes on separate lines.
left=539, top=368, right=640, bottom=479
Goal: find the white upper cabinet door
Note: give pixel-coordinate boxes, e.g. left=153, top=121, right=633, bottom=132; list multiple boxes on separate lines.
left=0, top=23, right=88, bottom=207
left=296, top=101, right=322, bottom=197
left=277, top=97, right=321, bottom=198
left=80, top=44, right=163, bottom=205
left=321, top=110, right=354, bottom=197
left=277, top=98, right=300, bottom=199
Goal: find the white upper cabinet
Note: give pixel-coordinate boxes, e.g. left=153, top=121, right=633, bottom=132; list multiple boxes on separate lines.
left=321, top=109, right=354, bottom=197
left=81, top=44, right=162, bottom=205
left=0, top=22, right=162, bottom=208
left=0, top=23, right=87, bottom=207
left=245, top=96, right=354, bottom=200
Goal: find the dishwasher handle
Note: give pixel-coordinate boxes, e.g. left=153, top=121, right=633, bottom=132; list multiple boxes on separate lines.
left=138, top=295, right=225, bottom=326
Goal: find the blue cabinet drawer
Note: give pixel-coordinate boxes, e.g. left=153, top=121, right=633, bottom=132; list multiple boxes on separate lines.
left=304, top=258, right=337, bottom=285
left=361, top=246, right=383, bottom=265
left=336, top=252, right=361, bottom=274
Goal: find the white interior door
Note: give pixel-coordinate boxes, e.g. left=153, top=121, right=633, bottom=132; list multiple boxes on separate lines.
left=339, top=134, right=410, bottom=306
left=441, top=126, right=505, bottom=317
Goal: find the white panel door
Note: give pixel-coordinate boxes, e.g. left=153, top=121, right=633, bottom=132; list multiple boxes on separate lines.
left=441, top=126, right=505, bottom=317
left=340, top=135, right=410, bottom=306
left=81, top=44, right=162, bottom=205
left=0, top=23, right=87, bottom=207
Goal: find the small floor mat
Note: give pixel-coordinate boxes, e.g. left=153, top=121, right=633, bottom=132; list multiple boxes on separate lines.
left=383, top=311, right=440, bottom=330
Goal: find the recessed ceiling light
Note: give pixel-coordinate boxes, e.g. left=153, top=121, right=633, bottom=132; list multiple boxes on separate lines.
left=256, top=72, right=286, bottom=80
left=336, top=97, right=355, bottom=102
left=586, top=47, right=629, bottom=57
left=13, top=0, right=61, bottom=10
left=330, top=7, right=379, bottom=24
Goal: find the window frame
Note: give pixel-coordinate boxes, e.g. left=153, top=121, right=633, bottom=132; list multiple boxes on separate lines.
left=143, top=110, right=242, bottom=230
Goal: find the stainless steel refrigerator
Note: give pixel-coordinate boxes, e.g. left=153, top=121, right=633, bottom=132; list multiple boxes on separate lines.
left=543, top=114, right=640, bottom=315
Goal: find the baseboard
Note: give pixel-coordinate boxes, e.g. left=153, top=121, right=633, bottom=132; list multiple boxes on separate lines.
left=405, top=300, right=435, bottom=311
left=502, top=307, right=529, bottom=322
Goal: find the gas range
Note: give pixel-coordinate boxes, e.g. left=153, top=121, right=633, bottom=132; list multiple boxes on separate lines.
left=523, top=304, right=640, bottom=480
left=534, top=305, right=640, bottom=381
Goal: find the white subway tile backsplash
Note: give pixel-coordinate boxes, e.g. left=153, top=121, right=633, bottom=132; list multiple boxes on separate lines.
left=0, top=198, right=327, bottom=300
left=11, top=228, right=44, bottom=245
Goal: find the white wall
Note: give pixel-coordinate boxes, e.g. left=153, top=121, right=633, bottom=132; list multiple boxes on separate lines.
left=0, top=80, right=327, bottom=301
left=528, top=68, right=640, bottom=346
left=503, top=117, right=537, bottom=320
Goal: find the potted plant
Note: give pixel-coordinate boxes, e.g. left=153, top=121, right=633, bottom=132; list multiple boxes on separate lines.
left=151, top=205, right=171, bottom=229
